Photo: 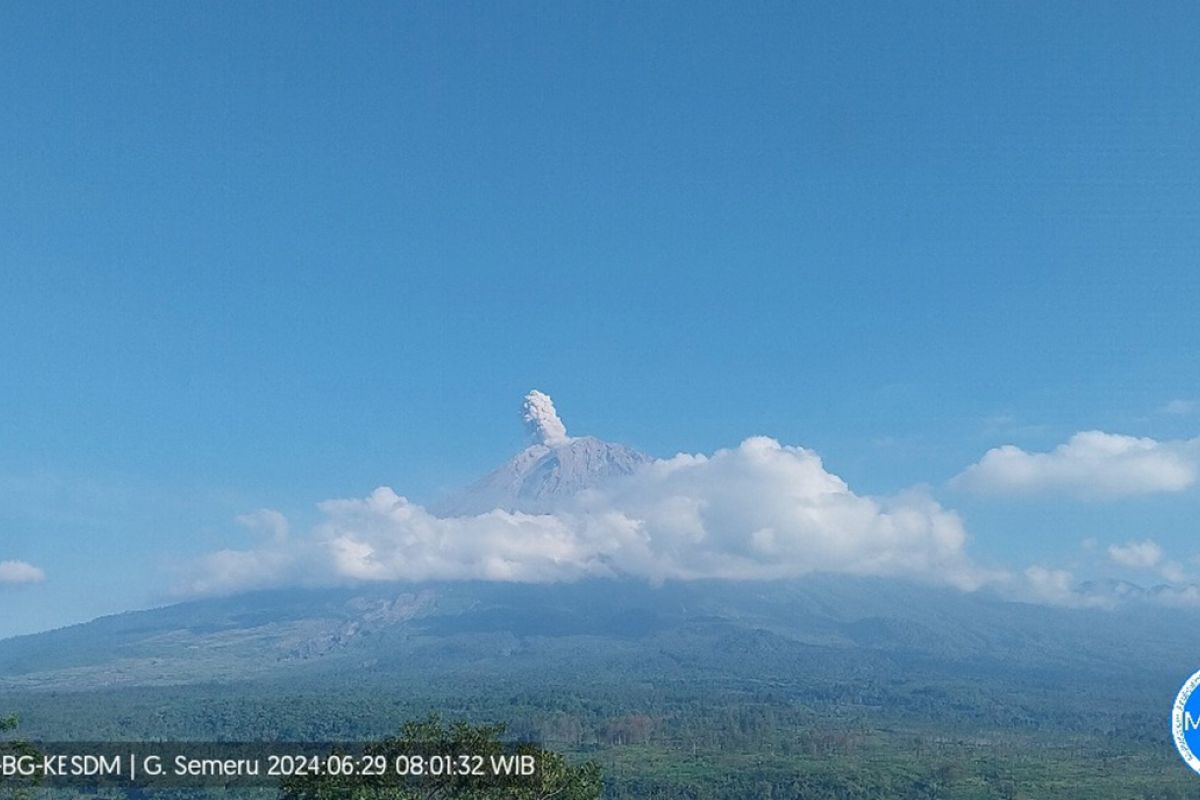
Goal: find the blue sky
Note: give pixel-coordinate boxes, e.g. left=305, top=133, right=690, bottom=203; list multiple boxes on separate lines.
left=2, top=2, right=1198, bottom=637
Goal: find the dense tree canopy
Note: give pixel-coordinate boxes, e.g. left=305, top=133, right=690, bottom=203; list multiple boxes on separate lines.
left=280, top=717, right=601, bottom=800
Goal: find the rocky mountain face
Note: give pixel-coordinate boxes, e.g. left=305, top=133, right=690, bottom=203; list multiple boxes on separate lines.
left=433, top=435, right=651, bottom=516
left=432, top=391, right=651, bottom=516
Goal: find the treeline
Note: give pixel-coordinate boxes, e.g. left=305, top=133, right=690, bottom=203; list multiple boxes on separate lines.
left=1, top=671, right=1188, bottom=800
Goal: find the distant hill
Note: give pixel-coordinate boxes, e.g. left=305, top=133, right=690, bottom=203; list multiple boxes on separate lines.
left=4, top=576, right=1195, bottom=798
left=0, top=576, right=1193, bottom=695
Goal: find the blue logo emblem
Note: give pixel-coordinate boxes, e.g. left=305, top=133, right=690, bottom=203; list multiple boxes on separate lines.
left=1173, top=669, right=1200, bottom=774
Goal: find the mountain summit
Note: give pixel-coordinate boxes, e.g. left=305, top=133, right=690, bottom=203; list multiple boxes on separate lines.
left=433, top=390, right=650, bottom=517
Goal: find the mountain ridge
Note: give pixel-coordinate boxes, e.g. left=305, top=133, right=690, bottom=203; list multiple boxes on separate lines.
left=0, top=575, right=1194, bottom=693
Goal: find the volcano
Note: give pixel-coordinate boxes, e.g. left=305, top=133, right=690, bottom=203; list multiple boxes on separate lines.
left=432, top=390, right=650, bottom=516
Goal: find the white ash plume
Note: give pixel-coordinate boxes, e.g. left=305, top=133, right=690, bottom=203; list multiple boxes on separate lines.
left=523, top=390, right=569, bottom=445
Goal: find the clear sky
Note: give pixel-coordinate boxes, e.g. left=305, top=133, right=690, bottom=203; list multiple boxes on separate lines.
left=2, top=2, right=1198, bottom=637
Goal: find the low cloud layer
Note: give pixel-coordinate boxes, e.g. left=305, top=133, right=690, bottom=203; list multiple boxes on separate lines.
left=0, top=560, right=45, bottom=584
left=1107, top=539, right=1163, bottom=569
left=1016, top=562, right=1200, bottom=610
left=952, top=431, right=1199, bottom=499
left=182, top=437, right=990, bottom=596
left=181, top=401, right=1200, bottom=612
left=1020, top=566, right=1116, bottom=610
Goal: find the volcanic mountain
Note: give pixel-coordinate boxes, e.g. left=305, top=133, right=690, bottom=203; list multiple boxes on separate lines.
left=431, top=390, right=651, bottom=516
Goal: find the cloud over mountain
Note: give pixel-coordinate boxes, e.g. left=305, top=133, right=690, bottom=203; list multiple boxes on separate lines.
left=1107, top=539, right=1163, bottom=569
left=181, top=394, right=991, bottom=596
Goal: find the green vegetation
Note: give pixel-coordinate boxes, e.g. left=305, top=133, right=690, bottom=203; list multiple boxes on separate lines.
left=1, top=674, right=1193, bottom=800
left=281, top=717, right=600, bottom=800
left=0, top=716, right=41, bottom=800
left=2, top=578, right=1198, bottom=797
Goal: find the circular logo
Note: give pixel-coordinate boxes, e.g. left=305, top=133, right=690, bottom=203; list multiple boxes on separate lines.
left=1173, top=669, right=1200, bottom=774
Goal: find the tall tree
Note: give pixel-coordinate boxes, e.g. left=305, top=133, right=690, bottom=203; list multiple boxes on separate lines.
left=0, top=717, right=40, bottom=800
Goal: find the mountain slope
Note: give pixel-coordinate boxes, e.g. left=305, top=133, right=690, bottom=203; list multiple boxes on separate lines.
left=434, top=436, right=651, bottom=516
left=0, top=576, right=1194, bottom=694
left=432, top=391, right=651, bottom=516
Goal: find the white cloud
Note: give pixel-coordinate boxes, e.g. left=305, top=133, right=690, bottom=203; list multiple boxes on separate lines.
left=182, top=546, right=316, bottom=596
left=1019, top=566, right=1106, bottom=609
left=572, top=437, right=986, bottom=588
left=952, top=431, right=1199, bottom=499
left=1107, top=539, right=1163, bottom=569
left=236, top=508, right=290, bottom=544
left=1161, top=399, right=1198, bottom=416
left=1153, top=585, right=1200, bottom=607
left=1160, top=561, right=1188, bottom=584
left=0, top=560, right=45, bottom=584
left=1010, top=556, right=1200, bottom=610
left=181, top=437, right=993, bottom=596
left=319, top=490, right=607, bottom=584
left=1014, top=566, right=1128, bottom=609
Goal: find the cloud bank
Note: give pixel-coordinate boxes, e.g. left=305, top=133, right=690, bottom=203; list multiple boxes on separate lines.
left=0, top=560, right=45, bottom=584
left=953, top=431, right=1199, bottom=499
left=182, top=437, right=990, bottom=596
left=181, top=394, right=1200, bottom=611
